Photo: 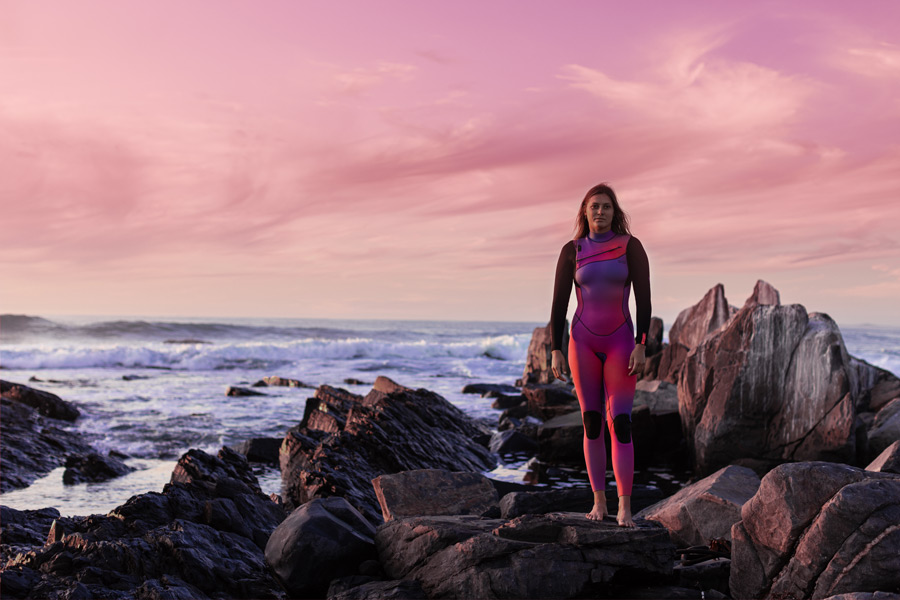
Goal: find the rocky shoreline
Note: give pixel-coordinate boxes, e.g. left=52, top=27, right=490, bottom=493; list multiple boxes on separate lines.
left=2, top=280, right=900, bottom=599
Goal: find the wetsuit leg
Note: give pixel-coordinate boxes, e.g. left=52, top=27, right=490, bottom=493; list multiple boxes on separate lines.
left=601, top=324, right=636, bottom=497
left=568, top=324, right=607, bottom=492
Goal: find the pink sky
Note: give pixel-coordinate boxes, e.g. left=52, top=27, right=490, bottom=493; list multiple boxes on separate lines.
left=2, top=1, right=900, bottom=327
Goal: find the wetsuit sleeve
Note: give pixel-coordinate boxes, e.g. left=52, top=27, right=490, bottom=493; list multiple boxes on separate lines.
left=627, top=236, right=651, bottom=345
left=550, top=241, right=576, bottom=352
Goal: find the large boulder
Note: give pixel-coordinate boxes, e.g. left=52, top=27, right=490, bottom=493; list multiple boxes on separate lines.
left=635, top=465, right=760, bottom=548
left=730, top=461, right=900, bottom=600
left=265, top=497, right=377, bottom=598
left=522, top=383, right=578, bottom=421
left=518, top=322, right=567, bottom=386
left=868, top=398, right=900, bottom=461
left=679, top=302, right=860, bottom=475
left=0, top=395, right=93, bottom=493
left=62, top=452, right=135, bottom=485
left=0, top=380, right=80, bottom=421
left=280, top=378, right=495, bottom=524
left=0, top=447, right=286, bottom=599
left=375, top=512, right=674, bottom=599
left=372, top=469, right=499, bottom=522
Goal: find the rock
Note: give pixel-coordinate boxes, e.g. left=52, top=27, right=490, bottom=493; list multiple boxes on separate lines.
left=231, top=437, right=281, bottom=464
left=680, top=303, right=860, bottom=475
left=821, top=593, right=900, bottom=600
left=280, top=377, right=496, bottom=524
left=646, top=317, right=665, bottom=357
left=327, top=578, right=426, bottom=600
left=226, top=385, right=266, bottom=396
left=868, top=398, right=900, bottom=461
left=867, top=440, right=900, bottom=474
left=741, top=279, right=781, bottom=309
left=635, top=465, right=760, bottom=548
left=375, top=512, right=674, bottom=599
left=1, top=446, right=286, bottom=599
left=344, top=378, right=370, bottom=386
left=522, top=382, right=578, bottom=420
left=461, top=383, right=520, bottom=395
left=265, top=496, right=377, bottom=598
left=517, top=322, right=566, bottom=386
left=252, top=375, right=311, bottom=388
left=536, top=410, right=584, bottom=463
left=657, top=342, right=690, bottom=384
left=499, top=488, right=594, bottom=518
left=489, top=429, right=538, bottom=455
left=0, top=396, right=93, bottom=493
left=62, top=452, right=135, bottom=485
left=866, top=366, right=900, bottom=412
left=372, top=469, right=499, bottom=522
left=1, top=380, right=80, bottom=421
left=490, top=393, right=525, bottom=409
left=730, top=461, right=900, bottom=600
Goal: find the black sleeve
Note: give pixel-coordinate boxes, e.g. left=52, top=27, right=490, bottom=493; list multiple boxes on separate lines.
left=627, top=236, right=651, bottom=345
left=550, top=241, right=575, bottom=352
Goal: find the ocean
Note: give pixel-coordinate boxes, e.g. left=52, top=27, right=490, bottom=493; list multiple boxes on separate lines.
left=1, top=314, right=898, bottom=517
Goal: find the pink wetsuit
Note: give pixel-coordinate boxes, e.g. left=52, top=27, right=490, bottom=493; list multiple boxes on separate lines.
left=550, top=230, right=651, bottom=496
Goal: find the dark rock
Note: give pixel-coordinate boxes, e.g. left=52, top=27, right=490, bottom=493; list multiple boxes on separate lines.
left=635, top=465, right=760, bottom=548
left=62, top=452, right=135, bottom=485
left=0, top=396, right=93, bottom=493
left=265, top=497, right=376, bottom=598
left=674, top=558, right=731, bottom=596
left=328, top=578, right=427, bottom=600
left=499, top=487, right=594, bottom=518
left=822, top=593, right=900, bottom=600
left=490, top=393, right=525, bottom=409
left=461, top=383, right=520, bottom=395
left=344, top=378, right=370, bottom=386
left=372, top=469, right=499, bottom=522
left=231, top=437, right=281, bottom=465
left=522, top=382, right=578, bottom=420
left=226, top=386, right=266, bottom=396
left=280, top=377, right=496, bottom=524
left=868, top=398, right=900, bottom=461
left=730, top=461, right=900, bottom=600
left=517, top=322, right=566, bottom=386
left=1, top=380, right=80, bottom=421
left=1, top=447, right=286, bottom=599
left=536, top=410, right=583, bottom=463
left=122, top=374, right=150, bottom=381
left=867, top=440, right=900, bottom=474
left=646, top=316, right=665, bottom=357
left=489, top=429, right=538, bottom=455
left=375, top=512, right=674, bottom=599
left=680, top=302, right=860, bottom=475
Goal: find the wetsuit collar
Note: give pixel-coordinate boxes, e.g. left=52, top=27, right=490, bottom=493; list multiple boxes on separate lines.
left=587, top=229, right=616, bottom=242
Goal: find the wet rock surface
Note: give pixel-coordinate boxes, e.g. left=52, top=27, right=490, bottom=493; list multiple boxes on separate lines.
left=375, top=512, right=675, bottom=599
left=280, top=377, right=495, bottom=524
left=62, top=452, right=135, bottom=485
left=0, top=393, right=92, bottom=493
left=1, top=446, right=286, bottom=599
left=0, top=380, right=80, bottom=421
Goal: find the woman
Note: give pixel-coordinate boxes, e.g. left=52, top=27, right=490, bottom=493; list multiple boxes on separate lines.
left=549, top=183, right=651, bottom=527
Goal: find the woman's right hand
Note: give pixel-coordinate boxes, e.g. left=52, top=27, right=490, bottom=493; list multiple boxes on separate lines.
left=551, top=349, right=569, bottom=381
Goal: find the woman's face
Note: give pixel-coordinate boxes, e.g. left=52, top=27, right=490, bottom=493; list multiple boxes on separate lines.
left=585, top=193, right=614, bottom=234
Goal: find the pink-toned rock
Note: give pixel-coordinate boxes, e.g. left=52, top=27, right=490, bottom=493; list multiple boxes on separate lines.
left=867, top=440, right=900, bottom=474
left=741, top=279, right=781, bottom=310
left=679, top=305, right=859, bottom=475
left=522, top=383, right=578, bottom=421
left=372, top=469, right=499, bottom=522
left=668, top=284, right=736, bottom=350
left=868, top=398, right=900, bottom=461
left=729, top=461, right=900, bottom=600
left=635, top=465, right=760, bottom=548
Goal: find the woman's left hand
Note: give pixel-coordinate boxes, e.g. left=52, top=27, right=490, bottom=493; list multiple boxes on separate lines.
left=627, top=345, right=646, bottom=376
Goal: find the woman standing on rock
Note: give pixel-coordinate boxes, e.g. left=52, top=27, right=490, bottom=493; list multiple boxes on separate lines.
left=549, top=183, right=651, bottom=527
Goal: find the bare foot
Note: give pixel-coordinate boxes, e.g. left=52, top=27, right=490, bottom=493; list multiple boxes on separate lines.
left=586, top=490, right=608, bottom=521
left=617, top=495, right=635, bottom=528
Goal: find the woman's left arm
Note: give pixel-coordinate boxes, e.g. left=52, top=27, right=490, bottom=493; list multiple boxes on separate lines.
left=627, top=236, right=651, bottom=375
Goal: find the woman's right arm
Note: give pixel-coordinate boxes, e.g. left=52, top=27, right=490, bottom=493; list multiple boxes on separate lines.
left=550, top=242, right=575, bottom=379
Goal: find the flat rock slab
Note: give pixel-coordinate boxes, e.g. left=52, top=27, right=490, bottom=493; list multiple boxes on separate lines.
left=372, top=469, right=499, bottom=522
left=376, top=512, right=674, bottom=599
left=867, top=440, right=900, bottom=474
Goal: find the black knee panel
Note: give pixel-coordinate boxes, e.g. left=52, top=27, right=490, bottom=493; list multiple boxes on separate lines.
left=612, top=413, right=632, bottom=443
left=583, top=411, right=603, bottom=440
